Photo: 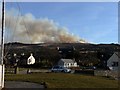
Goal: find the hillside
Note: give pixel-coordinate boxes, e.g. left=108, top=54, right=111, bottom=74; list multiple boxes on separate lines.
left=4, top=42, right=120, bottom=69
left=4, top=42, right=120, bottom=52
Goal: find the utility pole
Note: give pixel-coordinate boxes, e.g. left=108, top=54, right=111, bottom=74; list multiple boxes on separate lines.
left=0, top=0, right=5, bottom=88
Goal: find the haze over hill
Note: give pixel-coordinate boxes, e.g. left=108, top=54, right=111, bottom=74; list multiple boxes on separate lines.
left=0, top=10, right=87, bottom=44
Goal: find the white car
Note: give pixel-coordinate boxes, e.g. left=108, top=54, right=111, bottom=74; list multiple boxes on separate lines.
left=51, top=65, right=71, bottom=73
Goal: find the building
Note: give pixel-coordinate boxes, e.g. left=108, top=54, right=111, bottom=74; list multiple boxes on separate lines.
left=27, top=53, right=35, bottom=65
left=107, top=52, right=120, bottom=71
left=58, top=59, right=78, bottom=68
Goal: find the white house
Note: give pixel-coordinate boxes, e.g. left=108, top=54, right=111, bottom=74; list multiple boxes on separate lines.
left=27, top=53, right=35, bottom=65
left=107, top=52, right=120, bottom=71
left=58, top=59, right=78, bottom=68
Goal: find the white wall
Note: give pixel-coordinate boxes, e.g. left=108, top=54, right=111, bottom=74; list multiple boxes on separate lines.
left=64, top=62, right=78, bottom=68
left=58, top=59, right=78, bottom=68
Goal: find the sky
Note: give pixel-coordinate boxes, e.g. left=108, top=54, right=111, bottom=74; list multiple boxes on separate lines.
left=0, top=1, right=118, bottom=44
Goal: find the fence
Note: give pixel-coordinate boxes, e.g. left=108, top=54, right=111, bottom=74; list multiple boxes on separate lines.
left=5, top=67, right=15, bottom=74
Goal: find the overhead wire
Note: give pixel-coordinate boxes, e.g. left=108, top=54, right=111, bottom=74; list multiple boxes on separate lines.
left=16, top=2, right=32, bottom=44
left=4, top=2, right=21, bottom=58
left=4, top=2, right=33, bottom=58
left=4, top=2, right=12, bottom=56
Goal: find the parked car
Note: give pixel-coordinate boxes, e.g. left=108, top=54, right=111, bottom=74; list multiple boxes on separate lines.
left=51, top=65, right=71, bottom=73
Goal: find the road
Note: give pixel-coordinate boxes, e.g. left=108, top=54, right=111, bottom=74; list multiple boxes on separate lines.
left=0, top=81, right=44, bottom=90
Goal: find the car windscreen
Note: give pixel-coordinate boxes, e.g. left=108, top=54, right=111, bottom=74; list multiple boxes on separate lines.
left=53, top=66, right=59, bottom=69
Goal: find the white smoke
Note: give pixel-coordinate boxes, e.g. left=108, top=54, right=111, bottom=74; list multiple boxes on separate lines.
left=0, top=9, right=87, bottom=44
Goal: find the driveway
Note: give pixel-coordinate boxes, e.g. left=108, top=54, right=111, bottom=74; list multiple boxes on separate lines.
left=4, top=81, right=44, bottom=89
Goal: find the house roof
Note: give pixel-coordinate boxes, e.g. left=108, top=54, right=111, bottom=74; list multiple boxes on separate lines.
left=60, top=59, right=76, bottom=63
left=114, top=52, right=120, bottom=58
left=108, top=52, right=120, bottom=61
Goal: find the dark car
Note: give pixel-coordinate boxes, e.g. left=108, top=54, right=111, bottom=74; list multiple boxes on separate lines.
left=51, top=65, right=71, bottom=73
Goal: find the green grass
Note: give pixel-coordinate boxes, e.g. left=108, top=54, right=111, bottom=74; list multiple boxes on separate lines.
left=5, top=73, right=118, bottom=88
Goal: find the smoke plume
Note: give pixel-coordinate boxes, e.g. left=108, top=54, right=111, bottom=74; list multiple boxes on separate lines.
left=0, top=10, right=87, bottom=44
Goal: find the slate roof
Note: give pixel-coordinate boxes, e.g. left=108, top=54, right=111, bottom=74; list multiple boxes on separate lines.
left=60, top=59, right=76, bottom=63
left=114, top=52, right=120, bottom=58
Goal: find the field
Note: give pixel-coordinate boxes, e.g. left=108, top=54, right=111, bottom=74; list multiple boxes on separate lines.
left=5, top=73, right=118, bottom=88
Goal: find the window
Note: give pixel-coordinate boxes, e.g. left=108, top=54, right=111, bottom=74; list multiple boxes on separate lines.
left=112, top=62, right=118, bottom=67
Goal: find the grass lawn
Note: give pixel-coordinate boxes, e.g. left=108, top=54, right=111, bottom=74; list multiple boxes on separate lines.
left=5, top=73, right=118, bottom=88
